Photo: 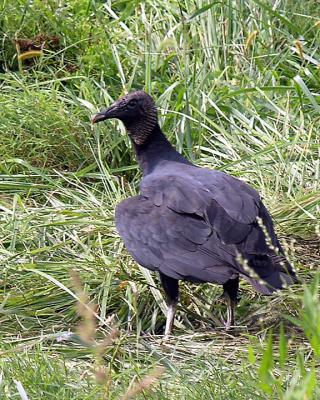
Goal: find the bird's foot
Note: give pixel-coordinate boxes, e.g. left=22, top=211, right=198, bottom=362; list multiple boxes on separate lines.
left=224, top=318, right=234, bottom=331
left=161, top=333, right=172, bottom=343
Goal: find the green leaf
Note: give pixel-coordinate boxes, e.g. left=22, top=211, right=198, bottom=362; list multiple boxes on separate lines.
left=187, top=2, right=221, bottom=21
left=258, top=333, right=274, bottom=395
left=294, top=75, right=320, bottom=112
left=279, top=323, right=288, bottom=369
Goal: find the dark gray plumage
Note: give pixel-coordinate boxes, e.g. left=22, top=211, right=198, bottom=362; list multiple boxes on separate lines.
left=93, top=91, right=297, bottom=336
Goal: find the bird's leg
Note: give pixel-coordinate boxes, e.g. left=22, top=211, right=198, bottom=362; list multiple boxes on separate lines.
left=159, top=272, right=179, bottom=338
left=225, top=296, right=236, bottom=330
left=222, top=277, right=239, bottom=330
left=164, top=303, right=176, bottom=337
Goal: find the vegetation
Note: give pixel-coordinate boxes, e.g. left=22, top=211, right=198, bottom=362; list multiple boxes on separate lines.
left=0, top=0, right=319, bottom=398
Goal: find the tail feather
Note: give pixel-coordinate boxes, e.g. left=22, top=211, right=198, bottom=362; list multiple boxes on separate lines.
left=243, top=253, right=298, bottom=295
left=245, top=271, right=297, bottom=295
left=239, top=201, right=298, bottom=294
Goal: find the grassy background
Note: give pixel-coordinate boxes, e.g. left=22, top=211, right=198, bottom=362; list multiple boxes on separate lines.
left=0, top=0, right=319, bottom=399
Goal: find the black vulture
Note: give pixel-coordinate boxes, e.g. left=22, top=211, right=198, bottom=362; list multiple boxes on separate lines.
left=92, top=91, right=297, bottom=336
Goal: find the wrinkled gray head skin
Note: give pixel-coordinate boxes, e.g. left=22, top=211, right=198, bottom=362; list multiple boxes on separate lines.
left=92, top=91, right=158, bottom=145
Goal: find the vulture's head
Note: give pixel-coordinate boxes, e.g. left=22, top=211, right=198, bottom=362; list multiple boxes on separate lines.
left=92, top=91, right=158, bottom=145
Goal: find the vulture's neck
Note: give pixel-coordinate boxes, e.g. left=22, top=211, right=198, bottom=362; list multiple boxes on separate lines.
left=133, top=123, right=191, bottom=176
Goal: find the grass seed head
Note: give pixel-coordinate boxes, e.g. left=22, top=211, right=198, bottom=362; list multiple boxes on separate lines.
left=245, top=30, right=258, bottom=52
left=121, top=366, right=165, bottom=400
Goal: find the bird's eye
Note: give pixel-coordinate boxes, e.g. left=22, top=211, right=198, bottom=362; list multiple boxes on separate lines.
left=128, top=99, right=137, bottom=108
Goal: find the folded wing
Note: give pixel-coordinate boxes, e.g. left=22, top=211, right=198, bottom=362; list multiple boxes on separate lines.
left=116, top=170, right=296, bottom=293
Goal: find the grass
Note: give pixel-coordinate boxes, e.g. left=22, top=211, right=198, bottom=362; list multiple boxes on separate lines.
left=0, top=0, right=320, bottom=398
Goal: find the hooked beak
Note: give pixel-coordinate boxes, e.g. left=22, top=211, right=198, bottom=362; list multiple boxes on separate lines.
left=91, top=104, right=119, bottom=124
